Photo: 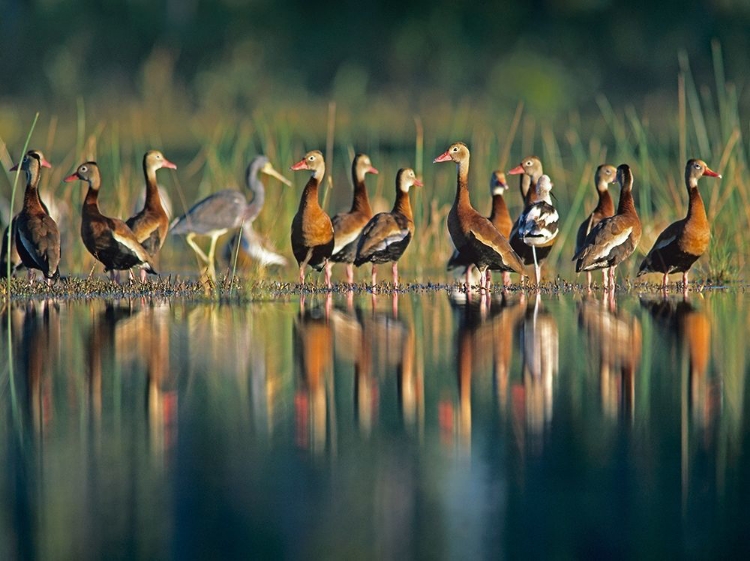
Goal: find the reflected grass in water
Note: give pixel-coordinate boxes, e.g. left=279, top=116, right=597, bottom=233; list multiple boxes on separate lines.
left=1, top=290, right=749, bottom=558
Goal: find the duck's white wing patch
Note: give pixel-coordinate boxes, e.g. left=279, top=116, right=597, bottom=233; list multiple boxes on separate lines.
left=112, top=231, right=148, bottom=263
left=333, top=230, right=361, bottom=254
left=654, top=234, right=677, bottom=250
left=370, top=229, right=410, bottom=252
left=591, top=227, right=633, bottom=260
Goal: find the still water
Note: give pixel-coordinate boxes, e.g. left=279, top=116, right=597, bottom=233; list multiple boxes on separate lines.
left=1, top=289, right=749, bottom=559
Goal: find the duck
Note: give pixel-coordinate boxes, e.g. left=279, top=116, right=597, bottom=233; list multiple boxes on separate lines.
left=434, top=142, right=524, bottom=290
left=328, top=153, right=378, bottom=284
left=574, top=164, right=641, bottom=290
left=2, top=150, right=53, bottom=275
left=448, top=170, right=514, bottom=287
left=354, top=168, right=421, bottom=287
left=290, top=150, right=334, bottom=287
left=574, top=164, right=617, bottom=290
left=508, top=155, right=553, bottom=275
left=12, top=151, right=60, bottom=282
left=64, top=162, right=156, bottom=278
left=516, top=174, right=559, bottom=284
left=125, top=150, right=176, bottom=281
left=171, top=155, right=291, bottom=279
left=637, top=159, right=721, bottom=292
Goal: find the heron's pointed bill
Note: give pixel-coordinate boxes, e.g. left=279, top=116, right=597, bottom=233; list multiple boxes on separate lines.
left=262, top=162, right=292, bottom=186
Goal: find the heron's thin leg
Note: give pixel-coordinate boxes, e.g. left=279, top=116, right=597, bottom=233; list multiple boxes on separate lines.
left=186, top=233, right=210, bottom=264
left=207, top=234, right=220, bottom=280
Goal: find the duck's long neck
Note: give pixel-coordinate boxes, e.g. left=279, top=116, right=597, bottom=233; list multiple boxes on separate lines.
left=143, top=163, right=162, bottom=209
left=299, top=173, right=322, bottom=213
left=686, top=183, right=708, bottom=225
left=83, top=183, right=101, bottom=215
left=595, top=188, right=615, bottom=216
left=350, top=173, right=373, bottom=215
left=22, top=169, right=43, bottom=210
left=617, top=185, right=637, bottom=217
left=455, top=160, right=471, bottom=208
left=491, top=194, right=509, bottom=220
left=392, top=189, right=413, bottom=221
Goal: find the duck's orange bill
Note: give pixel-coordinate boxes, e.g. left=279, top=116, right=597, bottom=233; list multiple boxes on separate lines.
left=63, top=173, right=79, bottom=182
left=703, top=167, right=721, bottom=178
left=290, top=159, right=308, bottom=171
left=508, top=164, right=524, bottom=175
left=162, top=158, right=177, bottom=170
left=414, top=179, right=424, bottom=187
left=433, top=151, right=452, bottom=163
left=368, top=166, right=379, bottom=174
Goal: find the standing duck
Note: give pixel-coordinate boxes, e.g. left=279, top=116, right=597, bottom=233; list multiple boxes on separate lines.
left=508, top=156, right=553, bottom=275
left=126, top=150, right=176, bottom=281
left=448, top=170, right=514, bottom=287
left=637, top=159, right=721, bottom=291
left=434, top=142, right=524, bottom=290
left=12, top=151, right=60, bottom=282
left=354, top=168, right=422, bottom=287
left=65, top=162, right=156, bottom=278
left=574, top=164, right=617, bottom=289
left=328, top=153, right=378, bottom=284
left=290, top=150, right=334, bottom=287
left=516, top=175, right=559, bottom=285
left=171, top=155, right=291, bottom=279
left=574, top=164, right=641, bottom=290
left=3, top=150, right=53, bottom=275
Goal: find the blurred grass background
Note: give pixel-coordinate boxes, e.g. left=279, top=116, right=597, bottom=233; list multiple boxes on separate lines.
left=0, top=0, right=748, bottom=282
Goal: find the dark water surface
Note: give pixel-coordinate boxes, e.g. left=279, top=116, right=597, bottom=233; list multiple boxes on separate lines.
left=1, top=289, right=749, bottom=559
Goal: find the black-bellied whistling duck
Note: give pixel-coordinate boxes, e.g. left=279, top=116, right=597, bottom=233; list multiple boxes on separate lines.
left=328, top=153, right=378, bottom=284
left=574, top=164, right=617, bottom=290
left=12, top=151, right=60, bottom=282
left=2, top=150, right=53, bottom=275
left=126, top=150, right=176, bottom=281
left=508, top=156, right=553, bottom=274
left=354, top=168, right=422, bottom=287
left=290, top=150, right=334, bottom=287
left=448, top=170, right=514, bottom=287
left=434, top=142, right=524, bottom=290
left=64, top=162, right=157, bottom=278
left=574, top=164, right=641, bottom=291
left=637, top=159, right=721, bottom=292
left=171, top=155, right=291, bottom=279
left=516, top=174, right=559, bottom=285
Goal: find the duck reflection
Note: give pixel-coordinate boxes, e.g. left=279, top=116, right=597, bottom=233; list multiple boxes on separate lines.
left=15, top=300, right=60, bottom=435
left=294, top=300, right=334, bottom=454
left=641, top=295, right=716, bottom=436
left=517, top=294, right=559, bottom=452
left=578, top=294, right=642, bottom=421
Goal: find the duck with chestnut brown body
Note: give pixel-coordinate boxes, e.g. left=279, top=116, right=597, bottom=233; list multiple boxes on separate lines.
left=290, top=150, right=334, bottom=288
left=2, top=150, right=53, bottom=276
left=354, top=168, right=422, bottom=288
left=637, top=159, right=721, bottom=294
left=434, top=142, right=524, bottom=291
left=574, top=164, right=641, bottom=291
left=327, top=153, right=378, bottom=284
left=12, top=151, right=60, bottom=283
left=126, top=150, right=176, bottom=281
left=448, top=170, right=514, bottom=288
left=574, top=164, right=617, bottom=290
left=65, top=162, right=156, bottom=279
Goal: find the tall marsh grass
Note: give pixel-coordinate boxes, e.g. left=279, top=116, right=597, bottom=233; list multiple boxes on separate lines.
left=0, top=43, right=747, bottom=286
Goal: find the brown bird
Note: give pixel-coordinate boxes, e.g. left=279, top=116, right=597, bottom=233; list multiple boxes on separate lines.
left=637, top=159, right=721, bottom=292
left=12, top=151, right=60, bottom=282
left=508, top=155, right=553, bottom=277
left=574, top=164, right=617, bottom=290
left=434, top=142, right=524, bottom=290
left=2, top=150, right=52, bottom=275
left=328, top=153, right=378, bottom=284
left=354, top=168, right=422, bottom=287
left=290, top=150, right=334, bottom=287
left=574, top=164, right=642, bottom=291
left=126, top=150, right=176, bottom=281
left=448, top=170, right=514, bottom=287
left=65, top=162, right=156, bottom=278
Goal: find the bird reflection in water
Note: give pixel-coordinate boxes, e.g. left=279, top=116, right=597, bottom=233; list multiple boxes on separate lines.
left=578, top=293, right=642, bottom=422
left=12, top=299, right=60, bottom=435
left=515, top=294, right=559, bottom=453
left=641, top=295, right=716, bottom=438
left=294, top=299, right=334, bottom=454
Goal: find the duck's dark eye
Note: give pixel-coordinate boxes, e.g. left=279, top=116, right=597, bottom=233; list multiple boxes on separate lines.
left=81, top=166, right=88, bottom=173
